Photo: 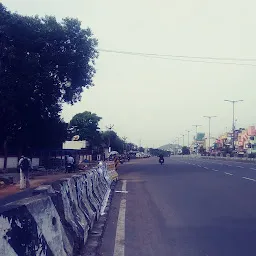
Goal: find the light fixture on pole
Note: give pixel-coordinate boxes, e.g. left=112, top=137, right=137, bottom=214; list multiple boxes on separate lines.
left=224, top=100, right=243, bottom=150
left=106, top=124, right=114, bottom=152
left=203, top=116, right=217, bottom=150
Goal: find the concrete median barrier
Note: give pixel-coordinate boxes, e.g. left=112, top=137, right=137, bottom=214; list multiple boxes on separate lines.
left=200, top=155, right=256, bottom=163
left=0, top=163, right=117, bottom=256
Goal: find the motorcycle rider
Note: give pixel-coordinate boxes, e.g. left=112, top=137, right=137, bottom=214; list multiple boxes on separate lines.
left=65, top=154, right=75, bottom=172
left=159, top=153, right=164, bottom=164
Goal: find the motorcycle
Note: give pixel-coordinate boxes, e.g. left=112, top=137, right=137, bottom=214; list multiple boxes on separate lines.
left=159, top=158, right=164, bottom=165
left=119, top=157, right=124, bottom=164
left=66, top=164, right=74, bottom=173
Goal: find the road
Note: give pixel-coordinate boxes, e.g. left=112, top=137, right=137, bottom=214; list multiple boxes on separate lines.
left=99, top=156, right=256, bottom=256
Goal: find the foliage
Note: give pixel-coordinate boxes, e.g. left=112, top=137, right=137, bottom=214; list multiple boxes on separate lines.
left=0, top=4, right=98, bottom=152
left=101, top=130, right=125, bottom=153
left=149, top=148, right=169, bottom=157
left=69, top=111, right=102, bottom=146
left=126, top=143, right=137, bottom=151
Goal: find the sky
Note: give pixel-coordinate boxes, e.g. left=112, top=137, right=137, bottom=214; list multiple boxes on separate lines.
left=2, top=0, right=256, bottom=147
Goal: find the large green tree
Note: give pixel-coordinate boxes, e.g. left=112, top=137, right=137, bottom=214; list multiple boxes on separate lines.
left=0, top=4, right=98, bottom=153
left=101, top=130, right=124, bottom=153
left=69, top=111, right=102, bottom=146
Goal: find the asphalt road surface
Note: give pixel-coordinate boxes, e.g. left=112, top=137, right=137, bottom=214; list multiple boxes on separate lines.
left=99, top=156, right=256, bottom=256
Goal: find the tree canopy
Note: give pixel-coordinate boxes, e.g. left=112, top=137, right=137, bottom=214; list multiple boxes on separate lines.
left=69, top=111, right=102, bottom=147
left=149, top=148, right=169, bottom=157
left=0, top=3, right=98, bottom=152
left=101, top=130, right=125, bottom=153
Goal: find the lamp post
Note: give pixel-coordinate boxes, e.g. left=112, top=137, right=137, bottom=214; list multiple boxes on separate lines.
left=186, top=130, right=190, bottom=147
left=192, top=125, right=201, bottom=138
left=203, top=116, right=217, bottom=150
left=181, top=134, right=185, bottom=147
left=192, top=125, right=201, bottom=154
left=106, top=124, right=114, bottom=152
left=224, top=100, right=243, bottom=150
left=176, top=137, right=180, bottom=146
left=122, top=136, right=127, bottom=153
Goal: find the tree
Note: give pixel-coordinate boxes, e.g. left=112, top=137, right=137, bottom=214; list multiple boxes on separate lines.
left=0, top=4, right=98, bottom=153
left=69, top=111, right=102, bottom=146
left=149, top=148, right=169, bottom=157
left=101, top=130, right=124, bottom=153
left=126, top=143, right=136, bottom=151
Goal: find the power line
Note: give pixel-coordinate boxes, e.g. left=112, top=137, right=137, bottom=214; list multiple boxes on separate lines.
left=99, top=49, right=256, bottom=62
left=99, top=49, right=256, bottom=67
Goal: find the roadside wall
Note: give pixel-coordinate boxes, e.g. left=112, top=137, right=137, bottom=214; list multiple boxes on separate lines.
left=0, top=157, right=40, bottom=170
left=0, top=163, right=116, bottom=256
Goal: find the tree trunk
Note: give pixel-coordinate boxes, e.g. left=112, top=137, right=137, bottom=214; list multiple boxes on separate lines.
left=3, top=139, right=8, bottom=171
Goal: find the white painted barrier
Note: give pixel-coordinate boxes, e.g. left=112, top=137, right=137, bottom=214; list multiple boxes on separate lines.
left=0, top=163, right=116, bottom=256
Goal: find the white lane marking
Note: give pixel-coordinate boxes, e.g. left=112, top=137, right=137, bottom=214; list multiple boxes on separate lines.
left=242, top=177, right=256, bottom=182
left=250, top=168, right=256, bottom=171
left=115, top=191, right=128, bottom=193
left=204, top=167, right=209, bottom=170
left=101, top=188, right=111, bottom=215
left=113, top=180, right=127, bottom=256
left=237, top=166, right=244, bottom=169
left=198, top=165, right=202, bottom=167
left=224, top=172, right=233, bottom=176
left=192, top=164, right=196, bottom=166
left=212, top=169, right=219, bottom=172
left=227, top=165, right=232, bottom=167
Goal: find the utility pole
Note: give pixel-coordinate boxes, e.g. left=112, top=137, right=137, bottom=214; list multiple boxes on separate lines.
left=186, top=130, right=190, bottom=147
left=192, top=125, right=201, bottom=138
left=122, top=136, right=127, bottom=153
left=203, top=116, right=217, bottom=151
left=106, top=124, right=114, bottom=152
left=192, top=125, right=201, bottom=154
left=181, top=134, right=185, bottom=147
left=176, top=137, right=180, bottom=155
left=176, top=137, right=180, bottom=146
left=224, top=100, right=243, bottom=150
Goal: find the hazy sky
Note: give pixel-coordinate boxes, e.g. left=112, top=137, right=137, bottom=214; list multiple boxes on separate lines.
left=3, top=0, right=256, bottom=147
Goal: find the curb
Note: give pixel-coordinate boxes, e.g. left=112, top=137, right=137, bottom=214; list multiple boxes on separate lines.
left=79, top=181, right=117, bottom=256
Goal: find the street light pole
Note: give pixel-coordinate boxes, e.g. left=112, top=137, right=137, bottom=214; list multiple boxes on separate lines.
left=224, top=100, right=243, bottom=150
left=106, top=124, right=114, bottom=152
left=176, top=137, right=180, bottom=146
left=122, top=136, right=127, bottom=153
left=181, top=134, right=185, bottom=147
left=192, top=125, right=201, bottom=154
left=186, top=130, right=190, bottom=147
left=192, top=125, right=201, bottom=138
left=203, top=116, right=217, bottom=150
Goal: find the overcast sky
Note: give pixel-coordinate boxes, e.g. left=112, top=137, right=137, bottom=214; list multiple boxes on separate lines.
left=3, top=0, right=256, bottom=147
